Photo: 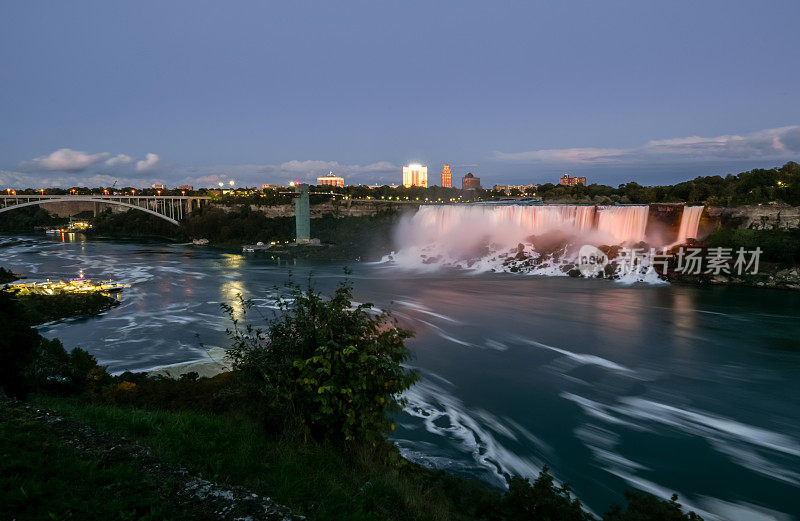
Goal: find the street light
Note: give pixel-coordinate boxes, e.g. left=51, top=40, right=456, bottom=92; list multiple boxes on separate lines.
left=229, top=180, right=235, bottom=186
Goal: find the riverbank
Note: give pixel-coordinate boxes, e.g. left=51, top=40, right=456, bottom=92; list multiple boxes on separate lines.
left=14, top=292, right=120, bottom=324
left=0, top=397, right=300, bottom=521
left=85, top=206, right=405, bottom=261
left=5, top=388, right=702, bottom=521
left=0, top=266, right=19, bottom=283
left=0, top=269, right=709, bottom=521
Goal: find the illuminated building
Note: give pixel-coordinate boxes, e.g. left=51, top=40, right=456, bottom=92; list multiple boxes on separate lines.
left=402, top=164, right=428, bottom=188
left=462, top=172, right=481, bottom=190
left=494, top=184, right=538, bottom=195
left=316, top=172, right=345, bottom=187
left=152, top=184, right=167, bottom=190
left=441, top=165, right=452, bottom=188
left=559, top=174, right=586, bottom=187
left=178, top=185, right=193, bottom=191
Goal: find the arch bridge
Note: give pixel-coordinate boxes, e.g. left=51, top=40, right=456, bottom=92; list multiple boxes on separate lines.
left=0, top=194, right=211, bottom=225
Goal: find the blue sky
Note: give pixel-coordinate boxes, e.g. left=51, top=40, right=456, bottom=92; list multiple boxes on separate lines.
left=1, top=0, right=799, bottom=188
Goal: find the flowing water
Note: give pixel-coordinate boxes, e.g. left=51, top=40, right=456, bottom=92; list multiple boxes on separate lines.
left=2, top=231, right=799, bottom=521
left=677, top=206, right=705, bottom=244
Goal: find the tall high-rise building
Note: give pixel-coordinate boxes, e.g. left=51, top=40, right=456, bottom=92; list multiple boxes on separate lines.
left=402, top=164, right=428, bottom=188
left=441, top=164, right=452, bottom=188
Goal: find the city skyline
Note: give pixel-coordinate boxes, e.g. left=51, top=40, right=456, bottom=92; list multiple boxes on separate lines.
left=1, top=2, right=799, bottom=189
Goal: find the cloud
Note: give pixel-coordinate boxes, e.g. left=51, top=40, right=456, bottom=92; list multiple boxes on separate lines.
left=496, top=147, right=627, bottom=163
left=2, top=158, right=402, bottom=189
left=105, top=154, right=133, bottom=166
left=136, top=153, right=160, bottom=172
left=21, top=148, right=110, bottom=172
left=0, top=169, right=164, bottom=189
left=495, top=126, right=800, bottom=165
left=187, top=160, right=400, bottom=187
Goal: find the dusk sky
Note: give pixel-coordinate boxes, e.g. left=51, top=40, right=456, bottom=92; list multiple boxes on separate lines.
left=2, top=0, right=799, bottom=189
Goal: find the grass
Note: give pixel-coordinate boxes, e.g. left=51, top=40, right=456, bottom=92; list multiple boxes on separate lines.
left=31, top=395, right=497, bottom=521
left=0, top=405, right=194, bottom=521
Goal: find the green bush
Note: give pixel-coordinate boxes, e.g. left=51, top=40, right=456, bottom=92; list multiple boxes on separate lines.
left=224, top=276, right=418, bottom=443
left=28, top=336, right=103, bottom=396
left=702, top=228, right=800, bottom=266
left=499, top=468, right=593, bottom=520
left=603, top=491, right=703, bottom=521
left=0, top=267, right=18, bottom=284
left=0, top=291, right=39, bottom=398
left=0, top=288, right=104, bottom=399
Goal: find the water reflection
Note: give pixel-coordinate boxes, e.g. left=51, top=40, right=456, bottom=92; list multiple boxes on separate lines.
left=4, top=234, right=799, bottom=521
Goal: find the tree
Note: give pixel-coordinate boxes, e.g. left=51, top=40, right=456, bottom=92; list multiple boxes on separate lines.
left=224, top=276, right=418, bottom=443
left=0, top=291, right=39, bottom=398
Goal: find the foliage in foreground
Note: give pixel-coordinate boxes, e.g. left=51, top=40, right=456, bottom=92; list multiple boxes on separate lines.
left=0, top=266, right=19, bottom=283
left=34, top=396, right=703, bottom=521
left=224, top=276, right=418, bottom=443
left=0, top=289, right=106, bottom=399
left=0, top=406, right=195, bottom=521
left=1, top=276, right=704, bottom=521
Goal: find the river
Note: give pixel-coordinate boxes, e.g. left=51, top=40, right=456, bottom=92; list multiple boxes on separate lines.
left=2, top=232, right=799, bottom=521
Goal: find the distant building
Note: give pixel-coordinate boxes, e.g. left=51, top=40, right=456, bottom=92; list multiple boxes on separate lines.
left=441, top=165, right=452, bottom=188
left=152, top=184, right=167, bottom=190
left=402, top=164, right=428, bottom=188
left=262, top=184, right=279, bottom=190
left=178, top=185, right=193, bottom=191
left=462, top=173, right=481, bottom=190
left=316, top=172, right=345, bottom=187
left=494, top=183, right=538, bottom=195
left=559, top=174, right=586, bottom=187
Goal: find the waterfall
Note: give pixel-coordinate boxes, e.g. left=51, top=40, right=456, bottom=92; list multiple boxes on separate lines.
left=676, top=206, right=703, bottom=243
left=408, top=204, right=598, bottom=237
left=595, top=205, right=649, bottom=243
left=388, top=203, right=666, bottom=281
left=401, top=204, right=649, bottom=246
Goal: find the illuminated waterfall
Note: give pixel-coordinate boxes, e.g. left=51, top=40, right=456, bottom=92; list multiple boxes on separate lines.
left=389, top=204, right=668, bottom=280
left=595, top=205, right=649, bottom=243
left=401, top=204, right=650, bottom=246
left=676, top=206, right=704, bottom=243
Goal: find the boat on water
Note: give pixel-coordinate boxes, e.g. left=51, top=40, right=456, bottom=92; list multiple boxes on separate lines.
left=43, top=217, right=92, bottom=234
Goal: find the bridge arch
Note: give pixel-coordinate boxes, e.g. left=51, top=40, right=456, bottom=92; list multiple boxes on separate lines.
left=0, top=197, right=181, bottom=225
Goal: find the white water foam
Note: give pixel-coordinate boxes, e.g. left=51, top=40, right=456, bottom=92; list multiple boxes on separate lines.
left=515, top=337, right=635, bottom=374
left=385, top=204, right=691, bottom=284
left=399, top=376, right=550, bottom=488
